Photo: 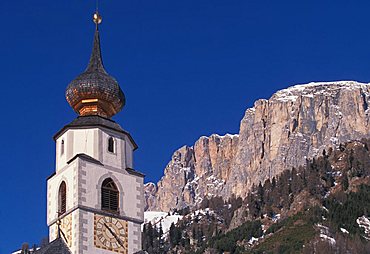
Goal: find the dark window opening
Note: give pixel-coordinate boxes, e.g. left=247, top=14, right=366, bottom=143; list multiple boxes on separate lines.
left=61, top=140, right=65, bottom=155
left=101, top=178, right=119, bottom=212
left=108, top=137, right=114, bottom=153
left=58, top=181, right=67, bottom=215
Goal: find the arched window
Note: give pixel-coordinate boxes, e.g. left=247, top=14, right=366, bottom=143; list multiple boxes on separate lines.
left=108, top=137, right=114, bottom=153
left=101, top=178, right=119, bottom=212
left=61, top=140, right=65, bottom=155
left=58, top=181, right=67, bottom=215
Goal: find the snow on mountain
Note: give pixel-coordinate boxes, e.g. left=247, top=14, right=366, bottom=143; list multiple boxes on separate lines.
left=317, top=224, right=336, bottom=245
left=143, top=211, right=183, bottom=234
left=272, top=81, right=370, bottom=102
left=357, top=216, right=370, bottom=240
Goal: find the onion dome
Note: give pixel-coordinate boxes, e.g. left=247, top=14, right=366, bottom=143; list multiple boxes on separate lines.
left=65, top=12, right=125, bottom=118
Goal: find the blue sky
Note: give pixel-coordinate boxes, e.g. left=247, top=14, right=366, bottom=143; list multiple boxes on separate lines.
left=1, top=0, right=370, bottom=252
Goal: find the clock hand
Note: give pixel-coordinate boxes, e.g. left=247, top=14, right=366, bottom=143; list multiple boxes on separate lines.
left=104, top=223, right=125, bottom=247
left=60, top=229, right=68, bottom=244
left=56, top=218, right=68, bottom=244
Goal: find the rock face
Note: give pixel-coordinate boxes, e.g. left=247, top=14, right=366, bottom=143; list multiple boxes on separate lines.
left=148, top=135, right=238, bottom=212
left=146, top=81, right=370, bottom=211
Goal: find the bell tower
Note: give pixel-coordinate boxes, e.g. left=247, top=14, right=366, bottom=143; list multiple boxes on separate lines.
left=46, top=10, right=144, bottom=254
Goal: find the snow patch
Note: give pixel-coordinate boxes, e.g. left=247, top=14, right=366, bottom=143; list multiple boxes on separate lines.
left=272, top=81, right=370, bottom=103
left=12, top=248, right=40, bottom=254
left=188, top=208, right=223, bottom=224
left=211, top=133, right=239, bottom=139
left=248, top=236, right=259, bottom=245
left=272, top=213, right=281, bottom=222
left=340, top=228, right=349, bottom=234
left=143, top=211, right=183, bottom=234
left=317, top=223, right=336, bottom=245
left=320, top=233, right=336, bottom=245
left=330, top=137, right=339, bottom=145
left=357, top=216, right=370, bottom=239
left=144, top=182, right=156, bottom=188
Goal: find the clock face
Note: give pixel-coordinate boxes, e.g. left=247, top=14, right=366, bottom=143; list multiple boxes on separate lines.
left=54, top=214, right=72, bottom=247
left=94, top=214, right=128, bottom=254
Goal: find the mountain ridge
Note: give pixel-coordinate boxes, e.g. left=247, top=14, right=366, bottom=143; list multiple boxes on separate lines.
left=145, top=81, right=370, bottom=211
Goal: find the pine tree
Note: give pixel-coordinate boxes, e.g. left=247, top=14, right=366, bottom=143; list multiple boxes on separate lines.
left=142, top=223, right=154, bottom=252
left=158, top=223, right=164, bottom=253
left=21, top=243, right=29, bottom=254
left=342, top=173, right=349, bottom=191
left=169, top=223, right=176, bottom=248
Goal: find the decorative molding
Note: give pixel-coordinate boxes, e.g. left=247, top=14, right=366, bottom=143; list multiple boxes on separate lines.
left=67, top=153, right=103, bottom=166
left=48, top=205, right=143, bottom=226
left=126, top=168, right=145, bottom=178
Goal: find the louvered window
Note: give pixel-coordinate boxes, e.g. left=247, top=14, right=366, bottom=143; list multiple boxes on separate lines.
left=101, top=178, right=119, bottom=212
left=59, top=181, right=67, bottom=215
left=108, top=137, right=114, bottom=153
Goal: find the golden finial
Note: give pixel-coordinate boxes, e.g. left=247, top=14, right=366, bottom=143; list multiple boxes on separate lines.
left=93, top=0, right=102, bottom=26
left=93, top=11, right=102, bottom=25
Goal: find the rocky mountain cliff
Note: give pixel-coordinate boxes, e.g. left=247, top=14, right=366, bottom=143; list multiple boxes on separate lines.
left=142, top=139, right=370, bottom=253
left=145, top=81, right=370, bottom=211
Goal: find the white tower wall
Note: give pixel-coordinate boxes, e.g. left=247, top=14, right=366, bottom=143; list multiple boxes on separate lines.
left=55, top=128, right=135, bottom=172
left=47, top=123, right=144, bottom=254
